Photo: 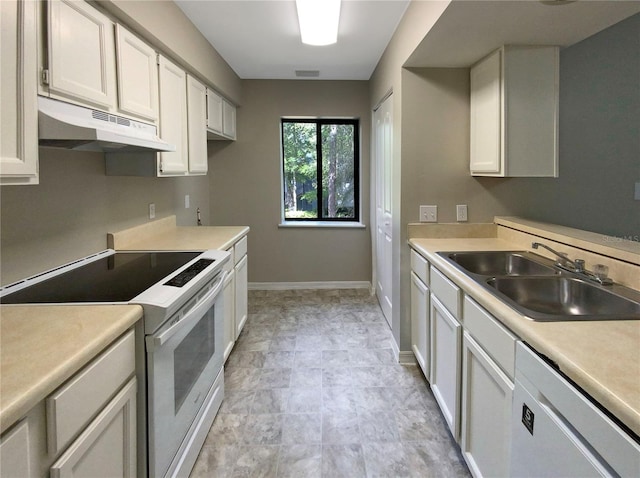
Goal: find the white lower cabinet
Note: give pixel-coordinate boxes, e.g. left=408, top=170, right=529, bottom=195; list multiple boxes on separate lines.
left=235, top=253, right=248, bottom=339
left=0, top=419, right=31, bottom=477
left=50, top=378, right=137, bottom=478
left=410, top=271, right=430, bottom=380
left=223, top=265, right=236, bottom=362
left=461, top=331, right=513, bottom=478
left=220, top=234, right=248, bottom=358
left=0, top=329, right=136, bottom=478
left=430, top=293, right=462, bottom=440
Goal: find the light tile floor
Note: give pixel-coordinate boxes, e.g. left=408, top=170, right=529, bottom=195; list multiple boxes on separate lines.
left=190, top=289, right=470, bottom=478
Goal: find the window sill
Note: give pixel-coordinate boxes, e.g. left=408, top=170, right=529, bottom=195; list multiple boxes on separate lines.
left=279, top=221, right=366, bottom=229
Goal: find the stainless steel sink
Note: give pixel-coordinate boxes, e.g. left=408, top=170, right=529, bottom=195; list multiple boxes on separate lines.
left=440, top=251, right=559, bottom=277
left=435, top=250, right=640, bottom=321
left=486, top=276, right=640, bottom=321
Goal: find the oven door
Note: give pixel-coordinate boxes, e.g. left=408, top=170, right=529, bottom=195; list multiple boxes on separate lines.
left=145, top=271, right=226, bottom=478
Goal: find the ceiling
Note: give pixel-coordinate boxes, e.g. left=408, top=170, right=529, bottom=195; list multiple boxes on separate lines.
left=175, top=0, right=410, bottom=80
left=406, top=0, right=640, bottom=68
left=175, top=0, right=640, bottom=80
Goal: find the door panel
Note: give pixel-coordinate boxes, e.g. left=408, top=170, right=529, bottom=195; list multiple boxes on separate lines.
left=374, top=94, right=393, bottom=327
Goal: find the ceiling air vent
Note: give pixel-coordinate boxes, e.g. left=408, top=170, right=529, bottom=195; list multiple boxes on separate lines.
left=295, top=70, right=320, bottom=78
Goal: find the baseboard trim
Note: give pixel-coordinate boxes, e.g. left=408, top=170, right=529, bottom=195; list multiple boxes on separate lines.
left=249, top=281, right=371, bottom=291
left=398, top=351, right=417, bottom=365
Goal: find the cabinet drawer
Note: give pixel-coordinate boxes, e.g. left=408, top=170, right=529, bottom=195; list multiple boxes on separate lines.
left=464, top=297, right=516, bottom=379
left=46, top=330, right=135, bottom=455
left=430, top=267, right=461, bottom=319
left=234, top=235, right=247, bottom=264
left=410, top=249, right=429, bottom=286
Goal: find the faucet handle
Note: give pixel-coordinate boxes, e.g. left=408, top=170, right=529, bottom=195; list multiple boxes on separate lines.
left=574, top=259, right=585, bottom=273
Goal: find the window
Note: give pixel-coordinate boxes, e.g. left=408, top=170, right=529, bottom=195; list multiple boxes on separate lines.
left=281, top=118, right=360, bottom=222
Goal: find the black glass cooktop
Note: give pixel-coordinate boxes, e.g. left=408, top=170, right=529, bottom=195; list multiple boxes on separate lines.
left=0, top=251, right=201, bottom=304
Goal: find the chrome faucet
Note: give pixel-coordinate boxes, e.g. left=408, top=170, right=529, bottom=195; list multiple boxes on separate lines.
left=531, top=242, right=612, bottom=285
left=531, top=242, right=585, bottom=272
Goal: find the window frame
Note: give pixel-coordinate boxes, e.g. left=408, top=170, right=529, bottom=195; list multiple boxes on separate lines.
left=280, top=117, right=361, bottom=224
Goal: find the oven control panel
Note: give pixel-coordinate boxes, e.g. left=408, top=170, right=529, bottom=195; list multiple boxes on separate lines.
left=164, top=259, right=214, bottom=287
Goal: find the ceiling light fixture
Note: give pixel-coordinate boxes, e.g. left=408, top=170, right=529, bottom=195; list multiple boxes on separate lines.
left=295, top=0, right=341, bottom=46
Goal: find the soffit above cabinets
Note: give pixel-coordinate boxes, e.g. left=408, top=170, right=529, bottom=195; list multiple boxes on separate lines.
left=406, top=0, right=640, bottom=68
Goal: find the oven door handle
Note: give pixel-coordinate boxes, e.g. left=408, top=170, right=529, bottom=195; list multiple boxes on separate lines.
left=148, top=271, right=227, bottom=350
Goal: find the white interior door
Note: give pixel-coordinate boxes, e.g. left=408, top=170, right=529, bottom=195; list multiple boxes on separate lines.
left=373, top=94, right=393, bottom=327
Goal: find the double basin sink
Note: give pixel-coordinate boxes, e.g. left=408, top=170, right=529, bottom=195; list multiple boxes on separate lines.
left=438, top=251, right=640, bottom=321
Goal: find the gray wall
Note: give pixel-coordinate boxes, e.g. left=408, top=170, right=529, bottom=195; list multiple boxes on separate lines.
left=507, top=13, right=640, bottom=239
left=207, top=80, right=372, bottom=284
left=0, top=149, right=210, bottom=284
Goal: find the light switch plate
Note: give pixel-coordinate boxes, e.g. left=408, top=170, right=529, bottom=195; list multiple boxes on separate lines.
left=420, top=205, right=437, bottom=223
left=149, top=203, right=155, bottom=219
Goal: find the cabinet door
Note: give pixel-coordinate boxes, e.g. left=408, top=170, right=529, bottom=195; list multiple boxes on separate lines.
left=430, top=294, right=462, bottom=441
left=234, top=254, right=248, bottom=339
left=206, top=88, right=224, bottom=135
left=115, top=24, right=158, bottom=122
left=470, top=49, right=501, bottom=175
left=461, top=332, right=513, bottom=478
left=50, top=378, right=137, bottom=478
left=223, top=268, right=236, bottom=362
left=186, top=75, right=208, bottom=174
left=0, top=0, right=39, bottom=185
left=0, top=420, right=31, bottom=477
left=410, top=272, right=430, bottom=380
left=158, top=56, right=188, bottom=175
left=222, top=100, right=236, bottom=139
left=47, top=0, right=116, bottom=109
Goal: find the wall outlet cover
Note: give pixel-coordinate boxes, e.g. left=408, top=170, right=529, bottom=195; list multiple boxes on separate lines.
left=456, top=204, right=468, bottom=222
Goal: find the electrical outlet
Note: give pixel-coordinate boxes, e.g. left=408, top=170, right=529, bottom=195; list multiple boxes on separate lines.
left=185, top=194, right=190, bottom=209
left=635, top=181, right=640, bottom=201
left=149, top=203, right=155, bottom=219
left=456, top=204, right=468, bottom=222
left=420, top=205, right=437, bottom=223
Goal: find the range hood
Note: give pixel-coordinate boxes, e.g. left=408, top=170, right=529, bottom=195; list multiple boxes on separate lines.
left=38, top=96, right=175, bottom=153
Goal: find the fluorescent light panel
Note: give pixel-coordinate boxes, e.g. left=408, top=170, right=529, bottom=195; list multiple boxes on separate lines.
left=296, top=0, right=341, bottom=46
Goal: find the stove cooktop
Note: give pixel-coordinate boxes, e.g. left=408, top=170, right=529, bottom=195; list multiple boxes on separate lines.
left=0, top=251, right=201, bottom=304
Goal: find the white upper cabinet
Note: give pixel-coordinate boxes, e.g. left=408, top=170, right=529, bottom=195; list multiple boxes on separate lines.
left=222, top=100, right=236, bottom=140
left=470, top=45, right=559, bottom=177
left=206, top=88, right=224, bottom=136
left=207, top=88, right=236, bottom=141
left=45, top=0, right=117, bottom=110
left=186, top=75, right=208, bottom=174
left=1, top=0, right=39, bottom=185
left=115, top=24, right=158, bottom=122
left=157, top=55, right=188, bottom=175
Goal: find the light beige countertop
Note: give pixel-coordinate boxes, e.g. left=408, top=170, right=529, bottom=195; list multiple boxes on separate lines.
left=108, top=216, right=249, bottom=251
left=409, top=236, right=640, bottom=437
left=0, top=305, right=142, bottom=434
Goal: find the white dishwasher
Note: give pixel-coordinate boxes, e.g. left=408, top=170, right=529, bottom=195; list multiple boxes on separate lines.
left=511, top=342, right=640, bottom=478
